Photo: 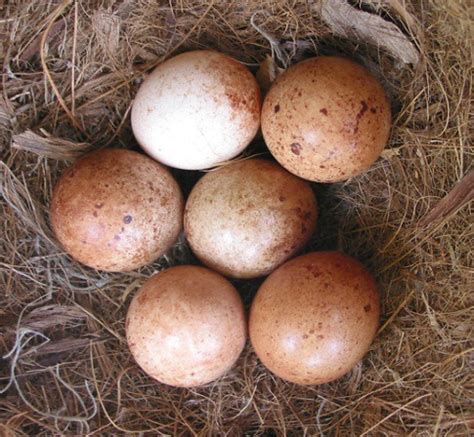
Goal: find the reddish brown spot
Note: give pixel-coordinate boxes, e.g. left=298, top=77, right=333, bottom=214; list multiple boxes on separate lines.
left=290, top=143, right=301, bottom=155
left=297, top=91, right=302, bottom=97
left=123, top=215, right=132, bottom=224
left=305, top=265, right=322, bottom=278
left=301, top=224, right=307, bottom=234
left=318, top=322, right=323, bottom=328
left=93, top=211, right=98, bottom=217
left=370, top=107, right=377, bottom=114
left=95, top=203, right=104, bottom=209
left=319, top=165, right=326, bottom=169
left=357, top=101, right=368, bottom=120
left=320, top=108, right=328, bottom=116
left=317, top=335, right=324, bottom=339
left=274, top=104, right=280, bottom=113
left=226, top=92, right=243, bottom=111
left=279, top=195, right=286, bottom=202
left=348, top=100, right=369, bottom=134
left=309, top=329, right=315, bottom=334
left=364, top=304, right=372, bottom=313
left=148, top=197, right=153, bottom=202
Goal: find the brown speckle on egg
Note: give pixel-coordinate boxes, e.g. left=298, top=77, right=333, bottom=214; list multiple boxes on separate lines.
left=249, top=251, right=380, bottom=385
left=50, top=148, right=184, bottom=272
left=261, top=56, right=392, bottom=182
left=131, top=50, right=261, bottom=170
left=126, top=265, right=246, bottom=387
left=184, top=159, right=318, bottom=279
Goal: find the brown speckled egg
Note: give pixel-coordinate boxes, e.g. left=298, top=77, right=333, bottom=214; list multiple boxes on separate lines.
left=126, top=265, right=246, bottom=387
left=131, top=50, right=261, bottom=170
left=249, top=251, right=380, bottom=385
left=184, top=159, right=318, bottom=279
left=50, top=148, right=183, bottom=272
left=261, top=56, right=391, bottom=182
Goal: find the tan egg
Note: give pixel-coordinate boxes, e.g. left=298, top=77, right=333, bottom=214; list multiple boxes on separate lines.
left=50, top=148, right=183, bottom=272
left=126, top=265, right=246, bottom=387
left=261, top=56, right=391, bottom=182
left=184, top=159, right=318, bottom=279
left=249, top=251, right=380, bottom=385
left=131, top=50, right=261, bottom=170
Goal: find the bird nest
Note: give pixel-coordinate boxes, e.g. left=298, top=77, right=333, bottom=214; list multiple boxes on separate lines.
left=0, top=0, right=472, bottom=435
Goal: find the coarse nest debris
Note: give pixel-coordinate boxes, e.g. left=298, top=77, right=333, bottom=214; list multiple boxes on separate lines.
left=0, top=0, right=472, bottom=435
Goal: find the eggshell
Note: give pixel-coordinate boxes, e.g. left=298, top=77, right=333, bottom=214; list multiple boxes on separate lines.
left=126, top=265, right=246, bottom=387
left=249, top=251, right=380, bottom=385
left=50, top=148, right=183, bottom=272
left=261, top=56, right=391, bottom=182
left=131, top=50, right=261, bottom=170
left=184, top=159, right=318, bottom=279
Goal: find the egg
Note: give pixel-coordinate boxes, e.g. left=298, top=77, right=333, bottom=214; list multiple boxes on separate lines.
left=184, top=159, right=318, bottom=279
left=126, top=265, right=246, bottom=387
left=249, top=251, right=380, bottom=385
left=131, top=50, right=261, bottom=170
left=50, top=148, right=183, bottom=272
left=261, top=56, right=391, bottom=182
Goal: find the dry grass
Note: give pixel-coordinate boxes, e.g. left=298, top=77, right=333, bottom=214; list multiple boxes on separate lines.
left=0, top=0, right=473, bottom=435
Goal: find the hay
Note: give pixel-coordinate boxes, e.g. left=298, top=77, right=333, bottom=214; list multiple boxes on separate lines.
left=0, top=0, right=472, bottom=434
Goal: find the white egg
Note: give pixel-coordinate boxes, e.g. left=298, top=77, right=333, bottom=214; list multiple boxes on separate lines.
left=131, top=50, right=261, bottom=170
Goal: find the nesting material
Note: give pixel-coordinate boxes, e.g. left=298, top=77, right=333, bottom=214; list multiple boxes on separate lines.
left=0, top=0, right=471, bottom=435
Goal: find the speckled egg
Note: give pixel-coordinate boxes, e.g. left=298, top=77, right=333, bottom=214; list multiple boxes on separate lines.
left=126, top=265, right=246, bottom=387
left=184, top=159, right=318, bottom=279
left=50, top=148, right=183, bottom=272
left=261, top=56, right=391, bottom=182
left=131, top=50, right=261, bottom=170
left=249, top=251, right=380, bottom=385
